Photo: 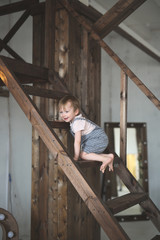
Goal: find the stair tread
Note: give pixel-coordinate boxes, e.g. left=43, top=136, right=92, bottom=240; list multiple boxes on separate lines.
left=77, top=160, right=100, bottom=168
left=48, top=120, right=69, bottom=129
left=107, top=192, right=148, bottom=214
left=23, top=85, right=66, bottom=99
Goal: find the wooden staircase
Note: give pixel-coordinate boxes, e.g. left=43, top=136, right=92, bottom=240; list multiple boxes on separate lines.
left=0, top=55, right=160, bottom=240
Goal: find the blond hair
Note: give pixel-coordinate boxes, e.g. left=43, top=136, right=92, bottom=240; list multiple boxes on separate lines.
left=59, top=95, right=80, bottom=113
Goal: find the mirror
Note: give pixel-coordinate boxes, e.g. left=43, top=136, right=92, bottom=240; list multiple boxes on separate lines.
left=101, top=122, right=149, bottom=221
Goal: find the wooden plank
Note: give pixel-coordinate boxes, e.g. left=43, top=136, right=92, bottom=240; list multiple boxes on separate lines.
left=31, top=7, right=45, bottom=240
left=1, top=56, right=48, bottom=81
left=120, top=71, right=128, bottom=164
left=48, top=120, right=69, bottom=129
left=80, top=28, right=89, bottom=116
left=114, top=157, right=160, bottom=231
left=115, top=28, right=160, bottom=63
left=0, top=87, right=9, bottom=97
left=107, top=193, right=148, bottom=214
left=0, top=57, right=130, bottom=240
left=93, top=0, right=147, bottom=38
left=0, top=39, right=24, bottom=61
left=30, top=2, right=45, bottom=16
left=59, top=0, right=160, bottom=111
left=116, top=213, right=149, bottom=222
left=0, top=10, right=31, bottom=53
left=71, top=2, right=160, bottom=63
left=0, top=0, right=31, bottom=16
left=23, top=85, right=66, bottom=99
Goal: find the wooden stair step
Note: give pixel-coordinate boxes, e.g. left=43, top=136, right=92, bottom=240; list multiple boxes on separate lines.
left=77, top=160, right=100, bottom=168
left=48, top=120, right=69, bottom=129
left=23, top=85, right=66, bottom=99
left=151, top=236, right=160, bottom=240
left=107, top=192, right=148, bottom=214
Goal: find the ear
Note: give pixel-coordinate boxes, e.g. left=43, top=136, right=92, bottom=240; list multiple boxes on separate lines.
left=75, top=108, right=79, bottom=116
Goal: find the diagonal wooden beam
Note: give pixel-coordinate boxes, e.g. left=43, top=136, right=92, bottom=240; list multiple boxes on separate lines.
left=115, top=27, right=160, bottom=62
left=0, top=0, right=31, bottom=16
left=0, top=9, right=31, bottom=53
left=1, top=56, right=48, bottom=80
left=0, top=39, right=24, bottom=61
left=0, top=56, right=48, bottom=86
left=59, top=0, right=160, bottom=111
left=70, top=1, right=160, bottom=63
left=93, top=0, right=147, bottom=38
left=0, top=56, right=130, bottom=240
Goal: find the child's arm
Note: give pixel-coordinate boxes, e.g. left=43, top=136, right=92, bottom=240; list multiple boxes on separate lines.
left=74, top=130, right=82, bottom=161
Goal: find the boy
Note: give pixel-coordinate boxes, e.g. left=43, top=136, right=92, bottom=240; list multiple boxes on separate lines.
left=59, top=95, right=114, bottom=173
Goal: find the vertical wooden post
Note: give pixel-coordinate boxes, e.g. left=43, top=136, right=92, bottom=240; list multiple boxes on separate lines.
left=32, top=1, right=45, bottom=239
left=120, top=70, right=128, bottom=165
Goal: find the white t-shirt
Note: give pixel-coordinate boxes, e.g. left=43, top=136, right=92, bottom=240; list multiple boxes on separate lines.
left=70, top=114, right=95, bottom=136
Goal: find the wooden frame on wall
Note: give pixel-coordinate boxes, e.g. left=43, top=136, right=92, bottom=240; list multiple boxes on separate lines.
left=102, top=122, right=149, bottom=222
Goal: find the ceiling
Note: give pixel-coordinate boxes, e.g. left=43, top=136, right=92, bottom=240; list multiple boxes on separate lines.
left=87, top=0, right=160, bottom=53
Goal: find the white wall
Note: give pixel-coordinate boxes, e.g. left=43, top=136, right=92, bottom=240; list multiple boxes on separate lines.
left=0, top=1, right=160, bottom=240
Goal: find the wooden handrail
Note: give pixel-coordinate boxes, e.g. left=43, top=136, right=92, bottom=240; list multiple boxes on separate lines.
left=59, top=0, right=160, bottom=111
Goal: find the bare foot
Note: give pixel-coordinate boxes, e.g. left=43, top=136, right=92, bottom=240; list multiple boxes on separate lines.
left=100, top=154, right=114, bottom=173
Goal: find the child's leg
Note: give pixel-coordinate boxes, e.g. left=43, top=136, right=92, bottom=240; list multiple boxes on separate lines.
left=80, top=152, right=114, bottom=173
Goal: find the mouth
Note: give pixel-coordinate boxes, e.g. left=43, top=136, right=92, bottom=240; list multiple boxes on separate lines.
left=64, top=117, right=69, bottom=121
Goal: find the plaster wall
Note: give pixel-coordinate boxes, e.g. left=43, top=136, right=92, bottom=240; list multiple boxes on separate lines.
left=0, top=1, right=160, bottom=240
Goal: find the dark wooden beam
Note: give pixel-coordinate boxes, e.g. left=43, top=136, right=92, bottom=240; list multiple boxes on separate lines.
left=23, top=85, right=66, bottom=99
left=0, top=39, right=24, bottom=61
left=0, top=87, right=9, bottom=97
left=48, top=120, right=69, bottom=129
left=0, top=0, right=31, bottom=16
left=0, top=9, right=31, bottom=53
left=69, top=1, right=160, bottom=63
left=120, top=71, right=128, bottom=165
left=107, top=193, right=148, bottom=214
left=59, top=0, right=160, bottom=111
left=93, top=0, right=147, bottom=38
left=115, top=27, right=160, bottom=62
left=0, top=56, right=48, bottom=83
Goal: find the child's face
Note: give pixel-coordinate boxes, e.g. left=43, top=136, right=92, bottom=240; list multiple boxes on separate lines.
left=59, top=101, right=79, bottom=122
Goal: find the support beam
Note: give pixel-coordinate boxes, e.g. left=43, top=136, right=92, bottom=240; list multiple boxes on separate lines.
left=85, top=1, right=160, bottom=63
left=120, top=71, right=128, bottom=165
left=0, top=0, right=31, bottom=16
left=0, top=87, right=9, bottom=97
left=115, top=27, right=160, bottom=62
left=0, top=10, right=31, bottom=53
left=0, top=39, right=24, bottom=61
left=23, top=85, right=66, bottom=99
left=0, top=56, right=48, bottom=84
left=93, top=0, right=147, bottom=38
left=59, top=0, right=160, bottom=111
